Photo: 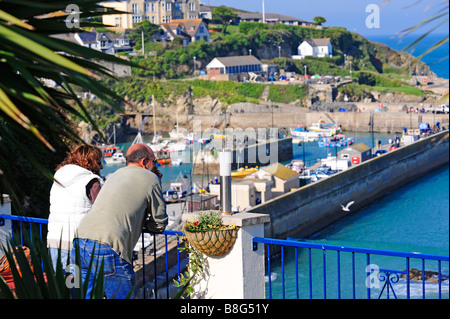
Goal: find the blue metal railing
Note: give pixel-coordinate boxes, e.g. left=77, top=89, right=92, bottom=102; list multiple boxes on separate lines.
left=0, top=214, right=183, bottom=299
left=3, top=214, right=448, bottom=299
left=253, top=237, right=449, bottom=299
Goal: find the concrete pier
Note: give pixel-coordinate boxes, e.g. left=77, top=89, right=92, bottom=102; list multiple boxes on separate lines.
left=249, top=130, right=449, bottom=239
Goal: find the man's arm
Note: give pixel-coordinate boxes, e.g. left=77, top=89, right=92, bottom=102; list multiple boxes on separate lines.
left=144, top=181, right=168, bottom=233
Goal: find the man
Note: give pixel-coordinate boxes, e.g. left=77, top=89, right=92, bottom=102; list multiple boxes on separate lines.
left=73, top=143, right=168, bottom=299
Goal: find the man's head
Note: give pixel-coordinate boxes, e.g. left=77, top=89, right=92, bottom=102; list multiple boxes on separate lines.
left=125, top=143, right=163, bottom=179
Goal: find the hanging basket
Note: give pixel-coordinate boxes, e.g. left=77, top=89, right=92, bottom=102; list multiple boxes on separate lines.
left=183, top=226, right=239, bottom=256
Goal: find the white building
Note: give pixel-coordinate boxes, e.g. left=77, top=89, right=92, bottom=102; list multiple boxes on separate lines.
left=206, top=55, right=262, bottom=75
left=296, top=38, right=333, bottom=59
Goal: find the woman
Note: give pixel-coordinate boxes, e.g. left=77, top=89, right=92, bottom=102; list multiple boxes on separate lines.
left=47, top=144, right=103, bottom=270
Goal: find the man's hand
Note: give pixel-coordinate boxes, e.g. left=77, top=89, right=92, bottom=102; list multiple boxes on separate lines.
left=153, top=167, right=163, bottom=179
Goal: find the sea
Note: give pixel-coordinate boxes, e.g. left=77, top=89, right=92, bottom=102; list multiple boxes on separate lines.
left=101, top=34, right=449, bottom=299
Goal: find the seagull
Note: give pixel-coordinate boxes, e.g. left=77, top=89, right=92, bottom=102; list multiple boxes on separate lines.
left=341, top=201, right=355, bottom=212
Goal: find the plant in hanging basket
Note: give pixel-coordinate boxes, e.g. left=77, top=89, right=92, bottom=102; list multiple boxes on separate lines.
left=183, top=211, right=239, bottom=256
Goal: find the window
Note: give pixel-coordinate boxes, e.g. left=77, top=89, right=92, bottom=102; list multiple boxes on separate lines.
left=115, top=17, right=120, bottom=27
left=132, top=15, right=141, bottom=25
left=132, top=4, right=138, bottom=14
left=199, top=26, right=204, bottom=33
left=144, top=3, right=150, bottom=12
left=161, top=2, right=165, bottom=11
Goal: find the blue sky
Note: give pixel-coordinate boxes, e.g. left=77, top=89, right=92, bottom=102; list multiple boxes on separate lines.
left=205, top=0, right=449, bottom=37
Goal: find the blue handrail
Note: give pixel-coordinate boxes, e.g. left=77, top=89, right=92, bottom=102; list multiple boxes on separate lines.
left=253, top=237, right=449, bottom=299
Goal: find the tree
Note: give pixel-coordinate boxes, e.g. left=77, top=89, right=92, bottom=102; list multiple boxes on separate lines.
left=0, top=0, right=135, bottom=212
left=127, top=20, right=161, bottom=50
left=212, top=7, right=238, bottom=34
left=313, top=16, right=327, bottom=26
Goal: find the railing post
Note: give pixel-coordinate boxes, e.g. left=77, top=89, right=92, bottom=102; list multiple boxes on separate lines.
left=0, top=195, right=12, bottom=253
left=182, top=212, right=270, bottom=299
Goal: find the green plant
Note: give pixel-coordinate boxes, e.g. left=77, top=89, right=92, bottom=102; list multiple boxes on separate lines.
left=0, top=234, right=130, bottom=299
left=184, top=211, right=236, bottom=231
left=173, top=237, right=203, bottom=299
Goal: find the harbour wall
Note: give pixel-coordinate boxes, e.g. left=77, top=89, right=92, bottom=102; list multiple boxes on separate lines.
left=189, top=112, right=449, bottom=134
left=248, top=130, right=449, bottom=239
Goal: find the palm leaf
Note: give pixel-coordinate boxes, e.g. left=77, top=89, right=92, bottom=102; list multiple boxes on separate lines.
left=0, top=0, right=140, bottom=208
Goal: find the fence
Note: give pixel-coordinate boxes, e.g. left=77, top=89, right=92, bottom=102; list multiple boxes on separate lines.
left=0, top=214, right=183, bottom=299
left=253, top=237, right=449, bottom=299
left=2, top=214, right=448, bottom=299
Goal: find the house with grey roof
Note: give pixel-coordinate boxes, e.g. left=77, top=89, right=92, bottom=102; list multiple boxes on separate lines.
left=297, top=38, right=332, bottom=58
left=206, top=55, right=262, bottom=75
left=74, top=31, right=133, bottom=54
left=237, top=12, right=311, bottom=26
left=203, top=55, right=264, bottom=82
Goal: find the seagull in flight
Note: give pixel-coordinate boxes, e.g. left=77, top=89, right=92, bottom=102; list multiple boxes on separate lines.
left=341, top=201, right=355, bottom=212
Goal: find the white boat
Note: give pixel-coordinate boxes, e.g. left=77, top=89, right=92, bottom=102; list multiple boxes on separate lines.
left=167, top=141, right=186, bottom=152
left=290, top=126, right=324, bottom=139
left=171, top=159, right=183, bottom=166
left=307, top=121, right=337, bottom=137
left=285, top=160, right=305, bottom=173
left=104, top=152, right=126, bottom=164
left=148, top=140, right=169, bottom=153
left=290, top=121, right=337, bottom=139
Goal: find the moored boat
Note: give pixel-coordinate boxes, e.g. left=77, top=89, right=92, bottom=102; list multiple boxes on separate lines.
left=231, top=166, right=258, bottom=179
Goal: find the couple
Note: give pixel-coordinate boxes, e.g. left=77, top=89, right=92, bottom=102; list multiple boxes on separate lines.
left=47, top=143, right=168, bottom=299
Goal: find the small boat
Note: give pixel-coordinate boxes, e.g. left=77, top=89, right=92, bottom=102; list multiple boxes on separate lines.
left=291, top=121, right=337, bottom=139
left=231, top=166, right=258, bottom=179
left=290, top=126, right=327, bottom=140
left=104, top=151, right=126, bottom=164
left=308, top=121, right=337, bottom=136
left=167, top=141, right=187, bottom=153
left=156, top=150, right=171, bottom=165
left=171, top=159, right=183, bottom=166
left=148, top=140, right=169, bottom=153
left=318, top=135, right=354, bottom=148
left=285, top=160, right=304, bottom=173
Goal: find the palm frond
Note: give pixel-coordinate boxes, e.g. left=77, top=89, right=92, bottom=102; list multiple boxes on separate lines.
left=0, top=0, right=139, bottom=208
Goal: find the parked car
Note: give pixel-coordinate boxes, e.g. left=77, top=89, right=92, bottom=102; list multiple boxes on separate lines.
left=389, top=145, right=399, bottom=151
left=373, top=150, right=388, bottom=157
left=163, top=189, right=179, bottom=203
left=434, top=104, right=449, bottom=114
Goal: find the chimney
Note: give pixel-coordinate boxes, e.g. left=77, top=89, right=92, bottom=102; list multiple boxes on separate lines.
left=219, top=149, right=232, bottom=215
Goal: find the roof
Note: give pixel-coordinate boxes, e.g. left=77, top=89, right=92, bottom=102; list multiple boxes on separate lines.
left=341, top=142, right=371, bottom=153
left=162, top=19, right=204, bottom=38
left=238, top=12, right=308, bottom=23
left=76, top=32, right=99, bottom=44
left=208, top=55, right=262, bottom=68
left=261, top=163, right=300, bottom=181
left=303, top=38, right=331, bottom=47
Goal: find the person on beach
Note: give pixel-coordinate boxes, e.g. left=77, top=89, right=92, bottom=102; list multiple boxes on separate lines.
left=73, top=143, right=167, bottom=299
left=47, top=144, right=103, bottom=271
